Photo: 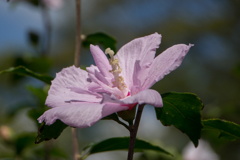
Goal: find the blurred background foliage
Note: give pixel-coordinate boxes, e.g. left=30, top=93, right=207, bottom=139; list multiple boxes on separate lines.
left=0, top=0, right=240, bottom=159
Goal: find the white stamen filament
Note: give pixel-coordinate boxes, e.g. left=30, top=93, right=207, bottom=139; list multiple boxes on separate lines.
left=105, top=48, right=127, bottom=91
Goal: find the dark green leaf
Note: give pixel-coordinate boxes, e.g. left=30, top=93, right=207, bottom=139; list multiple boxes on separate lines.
left=13, top=57, right=51, bottom=74
left=155, top=92, right=203, bottom=147
left=84, top=137, right=172, bottom=156
left=28, top=109, right=45, bottom=126
left=0, top=66, right=53, bottom=84
left=82, top=32, right=117, bottom=52
left=203, top=119, right=240, bottom=141
left=35, top=120, right=68, bottom=144
left=26, top=86, right=48, bottom=106
left=101, top=113, right=119, bottom=121
left=10, top=57, right=51, bottom=83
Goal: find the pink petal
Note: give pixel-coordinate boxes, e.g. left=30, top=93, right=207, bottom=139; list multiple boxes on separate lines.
left=38, top=102, right=104, bottom=128
left=115, top=33, right=161, bottom=89
left=46, top=66, right=101, bottom=108
left=90, top=45, right=113, bottom=78
left=102, top=103, right=129, bottom=118
left=86, top=65, right=99, bottom=74
left=142, top=44, right=193, bottom=89
left=102, top=89, right=163, bottom=108
left=94, top=70, right=111, bottom=86
left=38, top=102, right=128, bottom=128
left=131, top=60, right=142, bottom=95
left=88, top=73, right=124, bottom=98
left=122, top=89, right=163, bottom=107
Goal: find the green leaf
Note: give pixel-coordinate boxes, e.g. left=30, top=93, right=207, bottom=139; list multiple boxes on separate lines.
left=0, top=66, right=53, bottom=84
left=203, top=119, right=240, bottom=141
left=155, top=92, right=203, bottom=147
left=82, top=32, right=117, bottom=52
left=84, top=137, right=172, bottom=156
left=101, top=113, right=119, bottom=121
left=26, top=86, right=48, bottom=106
left=28, top=109, right=45, bottom=126
left=35, top=120, right=68, bottom=144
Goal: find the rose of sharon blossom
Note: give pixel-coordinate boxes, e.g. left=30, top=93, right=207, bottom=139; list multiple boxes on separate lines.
left=38, top=33, right=193, bottom=128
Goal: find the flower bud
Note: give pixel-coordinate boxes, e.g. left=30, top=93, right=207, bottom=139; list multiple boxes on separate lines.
left=117, top=105, right=137, bottom=124
left=0, top=125, right=14, bottom=142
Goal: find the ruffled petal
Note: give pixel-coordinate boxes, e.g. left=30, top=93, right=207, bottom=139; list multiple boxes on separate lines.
left=86, top=64, right=99, bottom=74
left=38, top=102, right=104, bottom=128
left=90, top=45, right=113, bottom=78
left=88, top=72, right=124, bottom=98
left=46, top=66, right=101, bottom=108
left=102, top=89, right=163, bottom=108
left=115, top=33, right=161, bottom=90
left=122, top=89, right=162, bottom=107
left=142, top=44, right=193, bottom=89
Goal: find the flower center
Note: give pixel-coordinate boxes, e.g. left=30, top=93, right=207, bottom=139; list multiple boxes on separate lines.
left=105, top=48, right=127, bottom=92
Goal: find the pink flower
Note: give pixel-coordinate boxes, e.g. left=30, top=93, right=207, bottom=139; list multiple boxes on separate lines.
left=38, top=33, right=193, bottom=128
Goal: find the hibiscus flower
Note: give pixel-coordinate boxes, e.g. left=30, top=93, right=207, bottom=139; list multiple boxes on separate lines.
left=38, top=33, right=193, bottom=128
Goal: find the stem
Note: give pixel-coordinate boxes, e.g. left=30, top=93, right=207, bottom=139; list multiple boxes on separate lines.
left=74, top=0, right=82, bottom=67
left=41, top=4, right=51, bottom=56
left=114, top=119, right=129, bottom=131
left=72, top=0, right=81, bottom=160
left=127, top=104, right=145, bottom=160
left=72, top=128, right=81, bottom=160
left=44, top=141, right=51, bottom=160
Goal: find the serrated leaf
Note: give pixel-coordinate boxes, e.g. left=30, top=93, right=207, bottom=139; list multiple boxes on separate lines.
left=84, top=137, right=172, bottom=156
left=35, top=120, right=68, bottom=144
left=0, top=66, right=53, bottom=84
left=82, top=32, right=117, bottom=52
left=202, top=119, right=240, bottom=141
left=155, top=92, right=203, bottom=147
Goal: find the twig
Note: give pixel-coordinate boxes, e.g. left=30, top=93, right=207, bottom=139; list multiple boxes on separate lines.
left=72, top=0, right=82, bottom=160
left=114, top=119, right=130, bottom=131
left=41, top=4, right=51, bottom=56
left=72, top=128, right=81, bottom=160
left=74, top=0, right=81, bottom=67
left=127, top=104, right=145, bottom=160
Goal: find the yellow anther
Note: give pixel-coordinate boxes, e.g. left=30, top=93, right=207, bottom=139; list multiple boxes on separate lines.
left=105, top=47, right=127, bottom=92
left=105, top=48, right=114, bottom=59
